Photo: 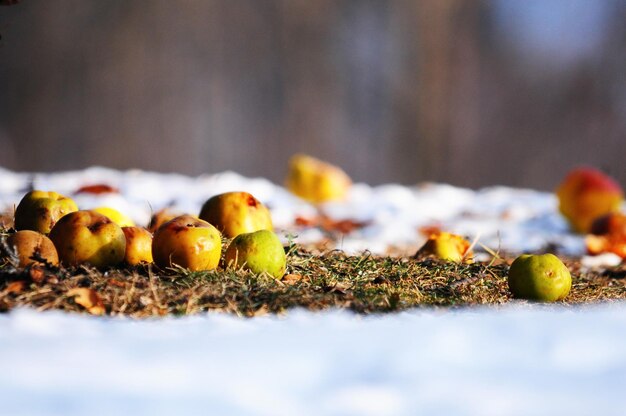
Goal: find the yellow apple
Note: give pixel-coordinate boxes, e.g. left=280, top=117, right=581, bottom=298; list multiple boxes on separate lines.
left=14, top=190, right=78, bottom=234
left=92, top=207, right=135, bottom=227
left=5, top=230, right=59, bottom=267
left=122, top=226, right=153, bottom=266
left=49, top=210, right=126, bottom=268
left=415, top=232, right=472, bottom=262
left=508, top=253, right=571, bottom=302
left=285, top=154, right=352, bottom=203
left=224, top=230, right=287, bottom=279
left=152, top=214, right=221, bottom=271
left=199, top=192, right=273, bottom=238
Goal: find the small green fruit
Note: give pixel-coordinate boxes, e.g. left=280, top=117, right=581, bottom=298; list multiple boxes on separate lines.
left=508, top=253, right=571, bottom=302
left=224, top=230, right=286, bottom=279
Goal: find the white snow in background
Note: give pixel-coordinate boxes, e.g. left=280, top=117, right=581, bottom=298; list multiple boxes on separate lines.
left=0, top=166, right=588, bottom=256
left=0, top=166, right=624, bottom=416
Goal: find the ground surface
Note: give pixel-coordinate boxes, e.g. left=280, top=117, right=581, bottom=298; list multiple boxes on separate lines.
left=2, top=167, right=626, bottom=416
left=2, top=246, right=626, bottom=317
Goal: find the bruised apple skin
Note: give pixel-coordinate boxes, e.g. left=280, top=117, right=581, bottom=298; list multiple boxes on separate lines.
left=49, top=211, right=126, bottom=268
left=92, top=207, right=135, bottom=227
left=556, top=167, right=624, bottom=233
left=199, top=192, right=273, bottom=239
left=6, top=230, right=59, bottom=267
left=224, top=230, right=287, bottom=279
left=14, top=191, right=79, bottom=234
left=122, top=226, right=153, bottom=266
left=148, top=208, right=179, bottom=233
left=507, top=253, right=571, bottom=302
left=415, top=232, right=472, bottom=263
left=152, top=215, right=221, bottom=271
left=285, top=154, right=352, bottom=203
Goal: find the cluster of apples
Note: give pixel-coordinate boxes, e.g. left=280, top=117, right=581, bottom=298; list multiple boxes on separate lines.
left=5, top=190, right=287, bottom=279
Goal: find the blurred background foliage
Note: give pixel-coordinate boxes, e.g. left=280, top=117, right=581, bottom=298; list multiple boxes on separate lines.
left=0, top=0, right=625, bottom=190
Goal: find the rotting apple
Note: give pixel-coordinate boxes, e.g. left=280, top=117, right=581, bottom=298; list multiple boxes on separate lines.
left=285, top=154, right=352, bottom=203
left=507, top=253, right=571, bottom=302
left=122, top=226, right=153, bottom=266
left=585, top=212, right=626, bottom=258
left=92, top=206, right=135, bottom=227
left=49, top=210, right=126, bottom=268
left=148, top=208, right=179, bottom=233
left=224, top=230, right=286, bottom=279
left=14, top=190, right=78, bottom=234
left=5, top=230, right=59, bottom=267
left=556, top=167, right=624, bottom=233
left=152, top=214, right=221, bottom=271
left=199, top=192, right=273, bottom=238
left=415, top=232, right=472, bottom=263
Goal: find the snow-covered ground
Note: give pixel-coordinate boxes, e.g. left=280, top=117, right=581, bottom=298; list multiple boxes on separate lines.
left=0, top=166, right=624, bottom=416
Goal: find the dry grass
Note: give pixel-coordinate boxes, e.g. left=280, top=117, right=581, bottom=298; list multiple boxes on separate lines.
left=1, top=240, right=626, bottom=318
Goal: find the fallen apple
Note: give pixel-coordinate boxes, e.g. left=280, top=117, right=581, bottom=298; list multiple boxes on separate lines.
left=285, top=154, right=352, bottom=203
left=122, top=226, right=153, bottom=265
left=148, top=208, right=179, bottom=233
left=92, top=206, right=135, bottom=227
left=5, top=230, right=59, bottom=267
left=585, top=212, right=626, bottom=258
left=415, top=232, right=472, bottom=262
left=199, top=192, right=273, bottom=238
left=556, top=167, right=624, bottom=233
left=507, top=253, right=571, bottom=302
left=49, top=210, right=126, bottom=268
left=14, top=190, right=78, bottom=234
left=224, top=229, right=286, bottom=279
left=152, top=214, right=221, bottom=271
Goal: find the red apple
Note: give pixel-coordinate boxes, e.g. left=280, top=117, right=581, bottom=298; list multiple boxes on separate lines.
left=556, top=167, right=623, bottom=233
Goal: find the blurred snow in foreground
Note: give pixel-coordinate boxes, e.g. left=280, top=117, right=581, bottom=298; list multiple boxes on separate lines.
left=0, top=166, right=623, bottom=416
left=2, top=306, right=626, bottom=416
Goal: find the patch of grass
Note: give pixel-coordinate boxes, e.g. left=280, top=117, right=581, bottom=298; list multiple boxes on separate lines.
left=1, top=246, right=626, bottom=318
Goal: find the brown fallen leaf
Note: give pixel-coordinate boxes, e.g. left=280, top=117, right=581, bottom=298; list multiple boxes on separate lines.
left=74, top=184, right=119, bottom=195
left=282, top=273, right=305, bottom=284
left=294, top=214, right=369, bottom=235
left=67, top=288, right=106, bottom=315
left=5, top=280, right=25, bottom=295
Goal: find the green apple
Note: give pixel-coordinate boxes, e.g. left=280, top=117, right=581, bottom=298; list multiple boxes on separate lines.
left=224, top=230, right=286, bottom=279
left=508, top=253, right=571, bottom=302
left=14, top=190, right=78, bottom=234
left=6, top=230, right=59, bottom=267
left=199, top=192, right=273, bottom=238
left=152, top=214, right=221, bottom=271
left=49, top=210, right=126, bottom=268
